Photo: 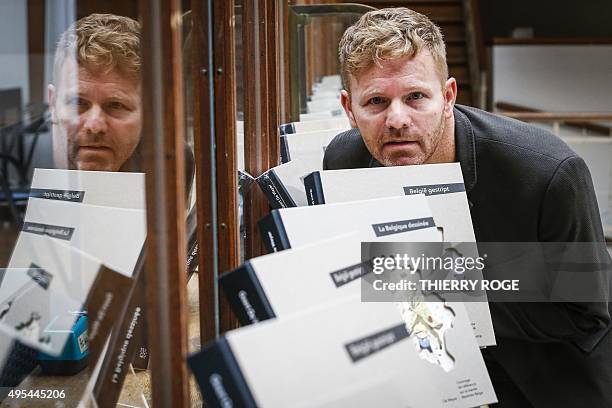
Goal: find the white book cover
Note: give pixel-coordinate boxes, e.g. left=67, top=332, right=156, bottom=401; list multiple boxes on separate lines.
left=225, top=296, right=496, bottom=408
left=309, top=92, right=340, bottom=102
left=250, top=234, right=364, bottom=318
left=307, top=98, right=343, bottom=113
left=223, top=233, right=432, bottom=326
left=19, top=198, right=146, bottom=277
left=306, top=163, right=475, bottom=242
left=299, top=110, right=346, bottom=122
left=282, top=117, right=349, bottom=134
left=303, top=163, right=496, bottom=347
left=30, top=168, right=145, bottom=210
left=1, top=234, right=103, bottom=355
left=256, top=158, right=321, bottom=208
left=259, top=195, right=442, bottom=253
left=281, top=128, right=346, bottom=165
left=314, top=74, right=341, bottom=90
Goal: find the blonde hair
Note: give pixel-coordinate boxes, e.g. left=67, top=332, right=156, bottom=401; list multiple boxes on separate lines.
left=53, top=13, right=141, bottom=84
left=339, top=7, right=447, bottom=91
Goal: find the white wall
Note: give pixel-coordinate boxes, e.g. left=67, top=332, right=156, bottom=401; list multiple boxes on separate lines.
left=44, top=0, right=76, bottom=88
left=492, top=45, right=612, bottom=131
left=493, top=45, right=612, bottom=235
left=0, top=0, right=29, bottom=110
left=493, top=45, right=612, bottom=112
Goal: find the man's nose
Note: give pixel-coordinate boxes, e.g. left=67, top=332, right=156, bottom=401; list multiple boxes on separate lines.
left=385, top=99, right=411, bottom=130
left=82, top=105, right=108, bottom=134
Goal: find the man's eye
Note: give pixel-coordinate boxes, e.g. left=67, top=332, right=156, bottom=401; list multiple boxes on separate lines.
left=368, top=96, right=385, bottom=105
left=407, top=92, right=425, bottom=101
left=107, top=101, right=128, bottom=110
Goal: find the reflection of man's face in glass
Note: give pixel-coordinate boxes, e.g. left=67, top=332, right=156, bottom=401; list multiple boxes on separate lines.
left=48, top=59, right=142, bottom=172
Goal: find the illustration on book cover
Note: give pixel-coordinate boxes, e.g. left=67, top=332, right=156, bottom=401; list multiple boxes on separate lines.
left=396, top=299, right=455, bottom=372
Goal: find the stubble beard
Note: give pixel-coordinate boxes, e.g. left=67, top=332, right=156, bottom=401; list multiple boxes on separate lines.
left=67, top=131, right=107, bottom=170
left=379, top=112, right=447, bottom=167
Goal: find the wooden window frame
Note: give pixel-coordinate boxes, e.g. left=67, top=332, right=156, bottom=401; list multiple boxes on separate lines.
left=140, top=0, right=190, bottom=405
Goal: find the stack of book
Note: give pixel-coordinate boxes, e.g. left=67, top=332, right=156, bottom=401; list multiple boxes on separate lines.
left=3, top=169, right=146, bottom=355
left=189, top=75, right=497, bottom=407
left=190, top=157, right=498, bottom=405
left=1, top=169, right=148, bottom=405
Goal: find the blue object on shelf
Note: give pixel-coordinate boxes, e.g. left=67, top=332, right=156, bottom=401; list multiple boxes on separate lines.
left=37, top=313, right=89, bottom=376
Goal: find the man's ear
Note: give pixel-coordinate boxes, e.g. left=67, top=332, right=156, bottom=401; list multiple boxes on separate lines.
left=48, top=84, right=57, bottom=124
left=443, top=77, right=457, bottom=119
left=340, top=89, right=357, bottom=128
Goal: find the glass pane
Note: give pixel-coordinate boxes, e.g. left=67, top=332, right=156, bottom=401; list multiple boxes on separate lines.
left=286, top=7, right=362, bottom=124
left=0, top=2, right=166, bottom=406
left=179, top=2, right=207, bottom=406
left=235, top=0, right=250, bottom=265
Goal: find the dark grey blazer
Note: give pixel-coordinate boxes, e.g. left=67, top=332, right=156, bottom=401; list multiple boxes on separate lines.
left=323, top=105, right=612, bottom=407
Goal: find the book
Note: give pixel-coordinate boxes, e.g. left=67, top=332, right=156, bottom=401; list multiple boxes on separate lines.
left=29, top=168, right=145, bottom=210
left=256, top=159, right=320, bottom=208
left=221, top=234, right=438, bottom=326
left=303, top=163, right=497, bottom=347
left=238, top=170, right=256, bottom=196
left=299, top=110, right=346, bottom=122
left=307, top=98, right=343, bottom=113
left=17, top=198, right=146, bottom=277
left=258, top=195, right=441, bottom=253
left=280, top=128, right=346, bottom=164
left=304, top=163, right=475, bottom=242
left=30, top=169, right=153, bottom=380
left=1, top=234, right=112, bottom=355
left=30, top=168, right=200, bottom=274
left=221, top=234, right=359, bottom=324
left=188, top=295, right=497, bottom=408
left=279, top=117, right=350, bottom=136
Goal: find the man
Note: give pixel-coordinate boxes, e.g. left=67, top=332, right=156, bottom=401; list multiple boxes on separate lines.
left=324, top=8, right=612, bottom=407
left=48, top=14, right=142, bottom=172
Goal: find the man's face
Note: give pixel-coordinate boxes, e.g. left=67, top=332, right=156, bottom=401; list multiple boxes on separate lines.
left=341, top=51, right=456, bottom=166
left=48, top=61, right=142, bottom=172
